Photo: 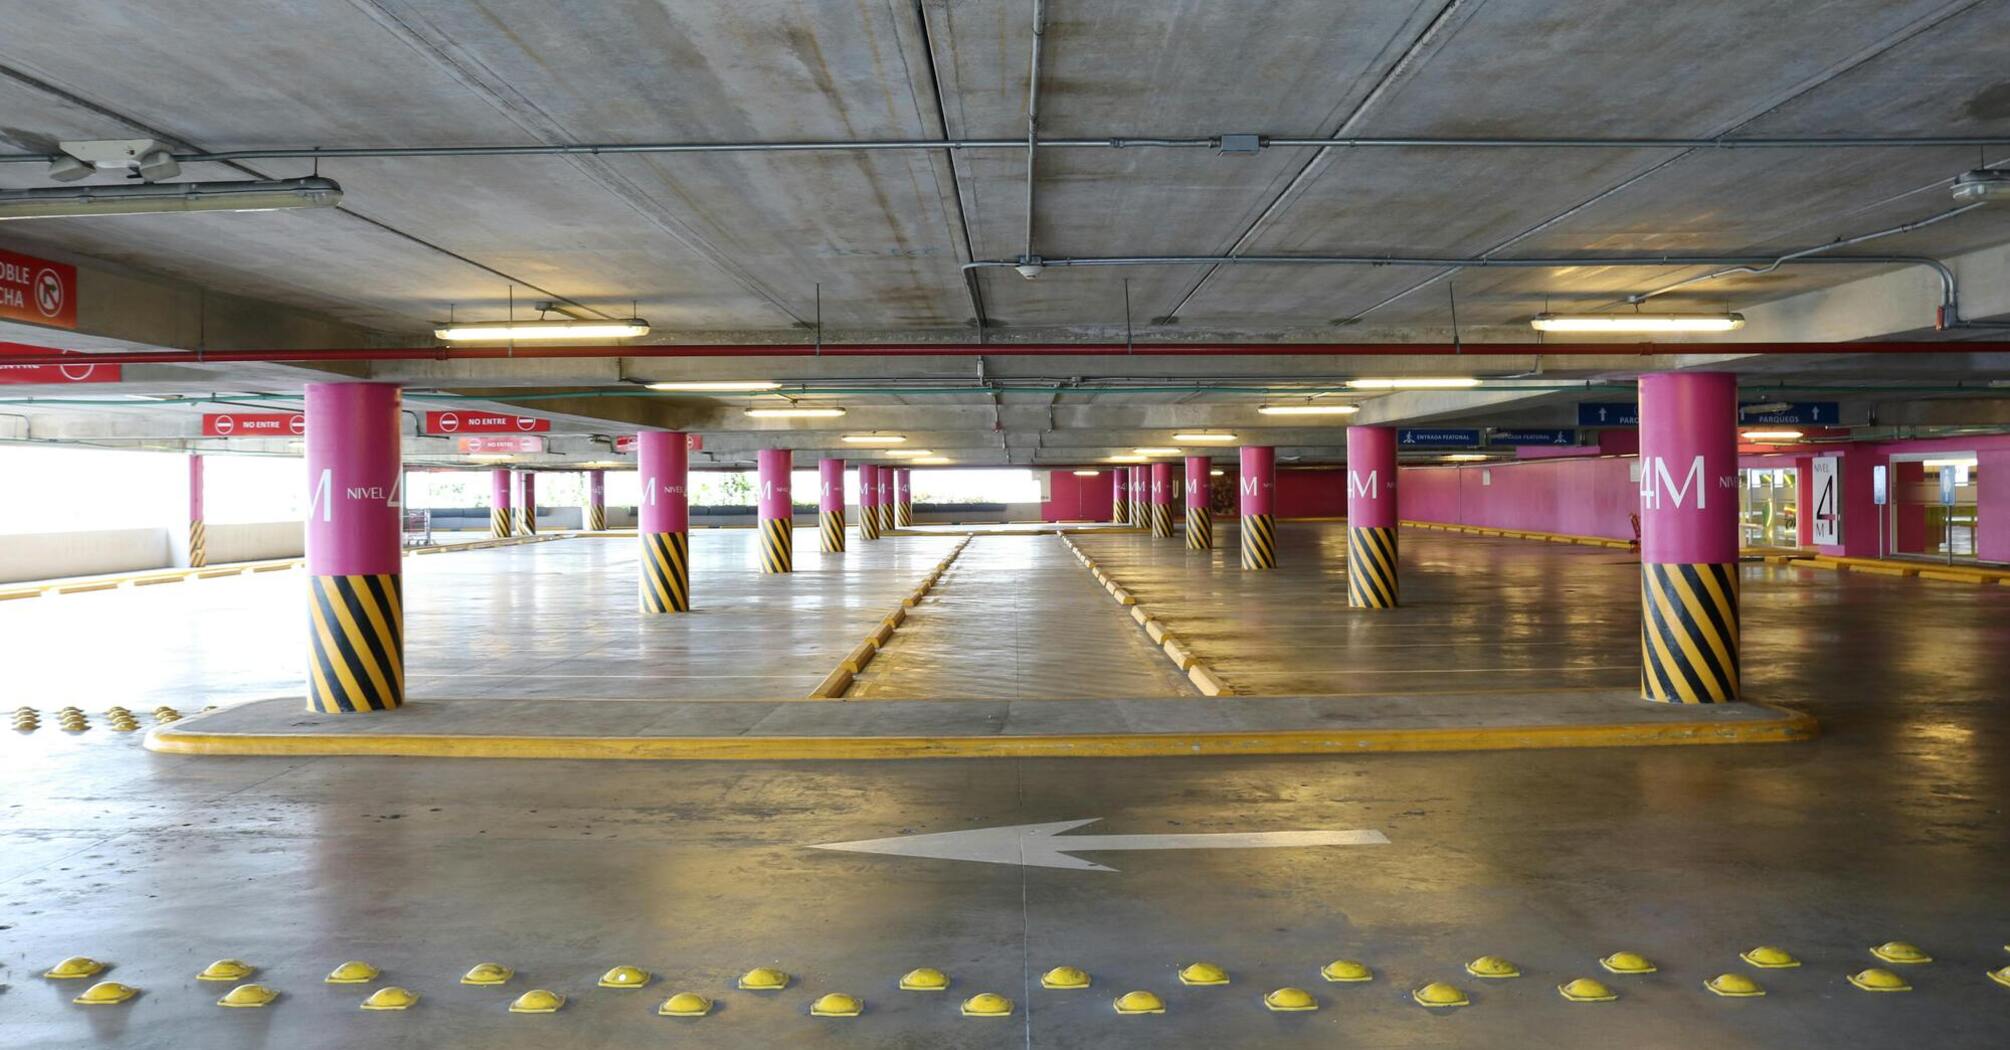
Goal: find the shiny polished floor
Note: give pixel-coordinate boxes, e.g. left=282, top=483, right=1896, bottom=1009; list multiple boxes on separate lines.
left=3, top=525, right=2008, bottom=1048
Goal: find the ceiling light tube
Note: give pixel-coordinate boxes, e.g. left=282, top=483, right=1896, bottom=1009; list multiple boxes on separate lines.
left=1209, top=469, right=1225, bottom=476
left=0, top=177, right=343, bottom=221
left=1107, top=455, right=1146, bottom=463
left=745, top=407, right=845, bottom=419
left=1171, top=433, right=1238, bottom=443
left=1132, top=447, right=1181, bottom=456
left=883, top=449, right=935, bottom=458
left=1258, top=404, right=1359, bottom=416
left=1530, top=313, right=1745, bottom=333
left=646, top=380, right=780, bottom=392
left=436, top=318, right=651, bottom=342
left=1345, top=378, right=1482, bottom=390
left=910, top=457, right=952, bottom=465
left=1441, top=453, right=1491, bottom=462
left=1740, top=430, right=1804, bottom=441
left=1072, top=470, right=1101, bottom=476
left=840, top=434, right=907, bottom=444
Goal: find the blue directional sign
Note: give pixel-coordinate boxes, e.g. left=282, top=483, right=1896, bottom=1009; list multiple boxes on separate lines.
left=1489, top=429, right=1577, bottom=446
left=1739, top=402, right=1840, bottom=426
left=1576, top=402, right=1638, bottom=427
left=1397, top=428, right=1483, bottom=448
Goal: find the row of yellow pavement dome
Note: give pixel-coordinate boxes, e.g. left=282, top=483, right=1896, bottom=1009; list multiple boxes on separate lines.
left=12, top=706, right=192, bottom=733
left=44, top=942, right=2010, bottom=1015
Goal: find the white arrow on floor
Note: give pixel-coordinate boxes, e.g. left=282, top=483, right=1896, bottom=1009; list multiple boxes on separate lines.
left=811, top=818, right=1390, bottom=871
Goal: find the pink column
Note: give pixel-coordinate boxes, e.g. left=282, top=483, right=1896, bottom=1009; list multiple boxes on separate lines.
left=1150, top=461, right=1175, bottom=538
left=516, top=471, right=538, bottom=535
left=637, top=431, right=690, bottom=612
left=186, top=454, right=207, bottom=568
left=1112, top=465, right=1131, bottom=524
left=895, top=467, right=914, bottom=527
left=757, top=448, right=793, bottom=573
left=1239, top=446, right=1276, bottom=569
left=819, top=457, right=846, bottom=553
left=1346, top=426, right=1399, bottom=608
left=490, top=468, right=513, bottom=538
left=857, top=465, right=880, bottom=541
left=585, top=469, right=606, bottom=531
left=1130, top=465, right=1148, bottom=526
left=304, top=382, right=404, bottom=713
left=1185, top=456, right=1212, bottom=550
left=1638, top=372, right=1740, bottom=702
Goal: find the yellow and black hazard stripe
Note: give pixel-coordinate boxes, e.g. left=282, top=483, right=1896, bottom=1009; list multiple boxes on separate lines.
left=1640, top=562, right=1740, bottom=703
left=1186, top=506, right=1212, bottom=551
left=1347, top=526, right=1399, bottom=609
left=640, top=531, right=690, bottom=613
left=587, top=504, right=606, bottom=531
left=896, top=501, right=913, bottom=528
left=1240, top=513, right=1276, bottom=569
left=859, top=501, right=880, bottom=540
left=518, top=507, right=537, bottom=535
left=880, top=502, right=898, bottom=534
left=492, top=506, right=512, bottom=538
left=188, top=519, right=207, bottom=568
left=760, top=515, right=794, bottom=574
left=1152, top=502, right=1174, bottom=538
left=821, top=509, right=846, bottom=553
left=307, top=573, right=403, bottom=713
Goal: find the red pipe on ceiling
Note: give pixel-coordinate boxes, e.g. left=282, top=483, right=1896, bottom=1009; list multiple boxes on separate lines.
left=0, top=341, right=2000, bottom=366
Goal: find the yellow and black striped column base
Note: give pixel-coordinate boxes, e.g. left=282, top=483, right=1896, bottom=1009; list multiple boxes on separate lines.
left=1240, top=513, right=1276, bottom=569
left=587, top=505, right=605, bottom=531
left=188, top=519, right=207, bottom=568
left=760, top=516, right=794, bottom=574
left=1186, top=508, right=1212, bottom=551
left=641, top=531, right=690, bottom=613
left=1641, top=562, right=1740, bottom=703
left=880, top=504, right=897, bottom=534
left=1151, top=503, right=1174, bottom=538
left=518, top=508, right=537, bottom=535
left=896, top=503, right=913, bottom=528
left=1347, top=526, right=1399, bottom=609
left=308, top=573, right=404, bottom=713
left=821, top=509, right=846, bottom=553
left=492, top=507, right=512, bottom=538
left=859, top=505, right=880, bottom=540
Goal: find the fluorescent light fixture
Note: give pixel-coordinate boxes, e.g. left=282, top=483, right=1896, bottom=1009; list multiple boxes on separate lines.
left=1172, top=433, right=1238, bottom=443
left=1132, top=447, right=1182, bottom=456
left=1108, top=455, right=1146, bottom=463
left=1210, top=469, right=1224, bottom=476
left=1951, top=169, right=2010, bottom=204
left=841, top=434, right=907, bottom=445
left=1740, top=430, right=1804, bottom=441
left=745, top=407, right=845, bottom=419
left=883, top=449, right=935, bottom=458
left=1923, top=457, right=1979, bottom=469
left=1442, top=453, right=1491, bottom=462
left=1258, top=404, right=1360, bottom=416
left=910, top=457, right=952, bottom=465
left=436, top=318, right=650, bottom=342
left=467, top=454, right=516, bottom=462
left=0, top=177, right=343, bottom=221
left=1072, top=470, right=1101, bottom=476
left=1345, top=377, right=1482, bottom=390
left=1530, top=313, right=1745, bottom=333
left=646, top=380, right=780, bottom=392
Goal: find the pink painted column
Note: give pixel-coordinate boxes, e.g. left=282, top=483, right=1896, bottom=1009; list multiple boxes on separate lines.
left=516, top=471, right=538, bottom=535
left=1185, top=456, right=1212, bottom=550
left=757, top=448, right=793, bottom=573
left=1130, top=465, right=1148, bottom=526
left=1239, top=446, right=1276, bottom=569
left=1638, top=372, right=1740, bottom=702
left=1346, top=426, right=1400, bottom=608
left=819, top=457, right=846, bottom=553
left=637, top=431, right=689, bottom=612
left=585, top=469, right=606, bottom=531
left=186, top=454, right=207, bottom=568
left=876, top=465, right=895, bottom=533
left=490, top=468, right=513, bottom=538
left=1150, top=461, right=1175, bottom=538
left=1112, top=466, right=1131, bottom=524
left=895, top=467, right=914, bottom=527
left=857, top=465, right=881, bottom=541
left=303, top=382, right=404, bottom=713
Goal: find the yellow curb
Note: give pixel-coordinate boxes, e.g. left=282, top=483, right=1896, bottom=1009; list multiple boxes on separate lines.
left=1162, top=637, right=1196, bottom=670
left=809, top=666, right=854, bottom=700
left=841, top=641, right=878, bottom=675
left=1187, top=665, right=1232, bottom=697
left=869, top=623, right=895, bottom=647
left=1130, top=606, right=1151, bottom=626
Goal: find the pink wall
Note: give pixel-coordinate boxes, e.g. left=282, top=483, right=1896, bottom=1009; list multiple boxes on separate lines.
left=1275, top=469, right=1347, bottom=518
left=1981, top=449, right=2010, bottom=563
left=1044, top=470, right=1114, bottom=521
left=1399, top=456, right=1640, bottom=541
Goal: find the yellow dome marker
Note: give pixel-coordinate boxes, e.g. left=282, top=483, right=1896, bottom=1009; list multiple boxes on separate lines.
left=899, top=967, right=950, bottom=991
left=1740, top=946, right=1800, bottom=969
left=1558, top=977, right=1618, bottom=1003
left=1320, top=959, right=1373, bottom=983
left=217, top=984, right=280, bottom=1008
left=1041, top=966, right=1091, bottom=990
left=43, top=956, right=107, bottom=980
left=1263, top=986, right=1318, bottom=1012
left=737, top=967, right=790, bottom=991
left=507, top=989, right=564, bottom=1013
left=1986, top=966, right=2010, bottom=990
left=1177, top=962, right=1229, bottom=986
left=658, top=992, right=712, bottom=1017
left=325, top=960, right=380, bottom=984
left=1599, top=951, right=1656, bottom=975
left=598, top=965, right=651, bottom=989
left=1465, top=955, right=1520, bottom=979
left=960, top=992, right=1014, bottom=1017
left=72, top=981, right=139, bottom=1005
left=1870, top=942, right=1931, bottom=965
left=1704, top=973, right=1765, bottom=998
left=461, top=962, right=513, bottom=986
left=1411, top=981, right=1469, bottom=1007
left=1847, top=968, right=1912, bottom=992
left=810, top=992, right=863, bottom=1017
left=1113, top=989, right=1166, bottom=1015
left=197, top=959, right=256, bottom=982
left=361, top=987, right=419, bottom=1011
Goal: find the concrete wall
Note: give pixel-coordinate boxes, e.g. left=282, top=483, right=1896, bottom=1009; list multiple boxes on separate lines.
left=208, top=521, right=304, bottom=563
left=0, top=527, right=171, bottom=583
left=1400, top=457, right=1641, bottom=541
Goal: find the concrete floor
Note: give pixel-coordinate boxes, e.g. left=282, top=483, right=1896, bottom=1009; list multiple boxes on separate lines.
left=3, top=524, right=2009, bottom=1048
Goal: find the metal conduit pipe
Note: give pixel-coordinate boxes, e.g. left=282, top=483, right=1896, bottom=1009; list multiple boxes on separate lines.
left=1023, top=0, right=1046, bottom=265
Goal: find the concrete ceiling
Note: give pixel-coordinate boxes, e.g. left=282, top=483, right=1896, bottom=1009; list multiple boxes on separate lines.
left=2, top=0, right=2010, bottom=466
